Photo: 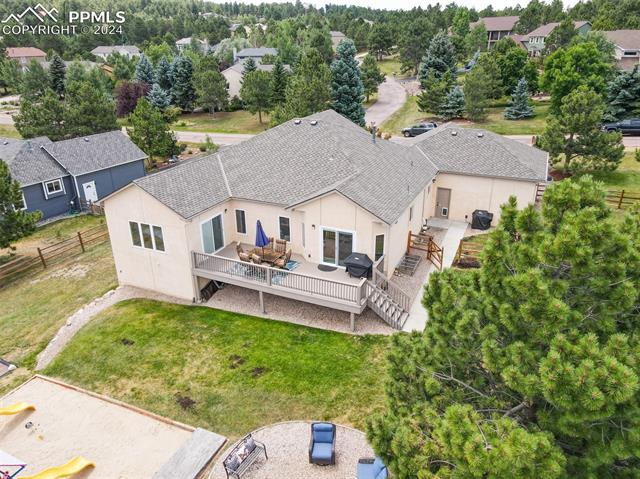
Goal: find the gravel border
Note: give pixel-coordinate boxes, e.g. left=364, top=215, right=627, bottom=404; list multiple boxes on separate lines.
left=208, top=421, right=375, bottom=479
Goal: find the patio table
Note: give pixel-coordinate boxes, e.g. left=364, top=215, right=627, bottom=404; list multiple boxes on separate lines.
left=252, top=248, right=284, bottom=265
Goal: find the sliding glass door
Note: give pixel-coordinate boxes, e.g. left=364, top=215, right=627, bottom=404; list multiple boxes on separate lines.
left=322, top=228, right=353, bottom=266
left=202, top=214, right=224, bottom=254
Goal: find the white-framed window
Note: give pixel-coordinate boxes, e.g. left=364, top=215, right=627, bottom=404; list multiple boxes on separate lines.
left=14, top=192, right=27, bottom=211
left=201, top=213, right=224, bottom=254
left=278, top=216, right=290, bottom=241
left=129, top=221, right=165, bottom=252
left=375, top=234, right=385, bottom=261
left=235, top=209, right=247, bottom=234
left=43, top=178, right=64, bottom=198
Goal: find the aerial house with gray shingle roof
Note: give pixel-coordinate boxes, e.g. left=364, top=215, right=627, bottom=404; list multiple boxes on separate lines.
left=0, top=131, right=146, bottom=221
left=101, top=110, right=548, bottom=330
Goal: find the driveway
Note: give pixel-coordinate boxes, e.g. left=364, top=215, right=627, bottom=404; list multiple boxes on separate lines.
left=365, top=75, right=407, bottom=127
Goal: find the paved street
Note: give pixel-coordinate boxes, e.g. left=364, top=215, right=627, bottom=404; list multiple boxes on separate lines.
left=364, top=75, right=407, bottom=128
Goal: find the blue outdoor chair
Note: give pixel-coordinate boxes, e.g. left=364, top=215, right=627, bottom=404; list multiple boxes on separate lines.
left=309, top=422, right=336, bottom=465
left=357, top=457, right=388, bottom=479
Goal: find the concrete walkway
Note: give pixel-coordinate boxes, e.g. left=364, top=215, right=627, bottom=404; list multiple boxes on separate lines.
left=402, top=218, right=468, bottom=332
left=365, top=75, right=407, bottom=127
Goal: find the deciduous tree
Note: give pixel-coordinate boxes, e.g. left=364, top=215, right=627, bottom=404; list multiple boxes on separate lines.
left=194, top=70, right=229, bottom=116
left=368, top=176, right=640, bottom=479
left=539, top=86, right=624, bottom=173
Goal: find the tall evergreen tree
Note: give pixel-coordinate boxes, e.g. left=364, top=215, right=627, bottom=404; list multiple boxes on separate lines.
left=330, top=39, right=365, bottom=126
left=416, top=70, right=453, bottom=115
left=539, top=86, right=624, bottom=173
left=146, top=83, right=171, bottom=110
left=170, top=55, right=196, bottom=111
left=504, top=77, right=534, bottom=120
left=194, top=70, right=229, bottom=116
left=128, top=98, right=176, bottom=167
left=49, top=54, right=66, bottom=97
left=463, top=65, right=490, bottom=121
left=438, top=85, right=465, bottom=120
left=269, top=57, right=288, bottom=107
left=64, top=81, right=118, bottom=138
left=0, top=160, right=41, bottom=249
left=367, top=23, right=393, bottom=61
left=20, top=60, right=49, bottom=100
left=155, top=56, right=172, bottom=91
left=603, top=66, right=640, bottom=122
left=368, top=176, right=640, bottom=479
left=240, top=70, right=272, bottom=124
left=418, top=31, right=457, bottom=87
left=242, top=57, right=257, bottom=82
left=360, top=54, right=385, bottom=102
left=14, top=89, right=65, bottom=140
left=135, top=54, right=155, bottom=85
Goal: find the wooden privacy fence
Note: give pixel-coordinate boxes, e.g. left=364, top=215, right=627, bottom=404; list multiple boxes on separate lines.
left=0, top=225, right=109, bottom=285
left=606, top=190, right=640, bottom=210
left=453, top=237, right=484, bottom=269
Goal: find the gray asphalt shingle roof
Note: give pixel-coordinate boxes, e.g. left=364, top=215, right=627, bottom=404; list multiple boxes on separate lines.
left=43, top=131, right=147, bottom=176
left=236, top=47, right=278, bottom=58
left=0, top=136, right=68, bottom=186
left=131, top=111, right=548, bottom=224
left=412, top=125, right=548, bottom=181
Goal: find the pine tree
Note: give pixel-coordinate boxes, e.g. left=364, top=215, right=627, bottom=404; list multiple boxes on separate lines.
left=135, top=54, right=155, bottom=85
left=49, top=54, right=66, bottom=97
left=416, top=70, right=453, bottom=115
left=603, top=65, right=640, bottom=122
left=20, top=60, right=49, bottom=100
left=194, top=70, right=229, bottom=116
left=504, top=77, right=534, bottom=120
left=0, top=160, right=41, bottom=249
left=242, top=57, right=257, bottom=82
left=64, top=81, right=118, bottom=138
left=418, top=31, right=457, bottom=87
left=170, top=55, right=196, bottom=111
left=330, top=39, right=365, bottom=126
left=128, top=98, right=176, bottom=167
left=240, top=70, right=272, bottom=124
left=155, top=56, right=172, bottom=91
left=438, top=85, right=465, bottom=120
left=146, top=83, right=171, bottom=110
left=463, top=65, right=490, bottom=121
left=360, top=54, right=385, bottom=102
left=14, top=89, right=65, bottom=140
left=269, top=57, right=288, bottom=107
left=368, top=176, right=640, bottom=479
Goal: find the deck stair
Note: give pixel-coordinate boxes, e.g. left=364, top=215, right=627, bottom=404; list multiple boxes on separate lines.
left=366, top=281, right=410, bottom=330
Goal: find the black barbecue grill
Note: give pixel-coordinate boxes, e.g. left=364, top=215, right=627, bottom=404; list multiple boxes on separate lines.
left=343, top=253, right=373, bottom=279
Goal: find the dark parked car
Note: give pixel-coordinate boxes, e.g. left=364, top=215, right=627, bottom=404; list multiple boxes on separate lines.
left=602, top=119, right=640, bottom=135
left=402, top=122, right=437, bottom=137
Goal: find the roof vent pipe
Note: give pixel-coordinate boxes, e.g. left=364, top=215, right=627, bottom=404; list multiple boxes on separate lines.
left=84, top=137, right=89, bottom=142
left=477, top=132, right=484, bottom=138
left=294, top=119, right=302, bottom=125
left=310, top=120, right=317, bottom=126
left=451, top=130, right=457, bottom=136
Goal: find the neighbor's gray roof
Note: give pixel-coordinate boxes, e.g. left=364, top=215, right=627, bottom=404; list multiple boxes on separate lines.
left=526, top=21, right=590, bottom=38
left=43, top=131, right=147, bottom=176
left=235, top=47, right=278, bottom=57
left=471, top=15, right=519, bottom=32
left=91, top=45, right=140, bottom=55
left=0, top=136, right=68, bottom=186
left=134, top=110, right=438, bottom=223
left=224, top=59, right=291, bottom=74
left=412, top=125, right=548, bottom=182
left=603, top=30, right=640, bottom=51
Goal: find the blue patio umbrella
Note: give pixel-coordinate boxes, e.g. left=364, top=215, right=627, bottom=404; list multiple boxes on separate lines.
left=255, top=220, right=270, bottom=254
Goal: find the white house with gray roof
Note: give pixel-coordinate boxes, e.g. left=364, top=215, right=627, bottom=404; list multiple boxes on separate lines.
left=234, top=47, right=278, bottom=62
left=91, top=45, right=140, bottom=60
left=0, top=131, right=146, bottom=221
left=101, top=110, right=548, bottom=330
left=222, top=59, right=291, bottom=98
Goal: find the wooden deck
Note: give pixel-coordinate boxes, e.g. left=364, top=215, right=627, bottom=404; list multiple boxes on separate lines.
left=192, top=245, right=368, bottom=315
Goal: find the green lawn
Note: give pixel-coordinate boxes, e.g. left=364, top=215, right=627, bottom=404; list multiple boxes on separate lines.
left=588, top=150, right=640, bottom=193
left=380, top=95, right=427, bottom=135
left=0, top=124, right=20, bottom=138
left=172, top=111, right=270, bottom=134
left=45, top=300, right=390, bottom=440
left=0, top=215, right=117, bottom=395
left=376, top=56, right=413, bottom=79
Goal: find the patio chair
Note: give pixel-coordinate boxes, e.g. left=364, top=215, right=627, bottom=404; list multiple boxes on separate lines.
left=274, top=249, right=292, bottom=269
left=357, top=457, right=388, bottom=479
left=239, top=252, right=251, bottom=263
left=251, top=253, right=262, bottom=264
left=274, top=238, right=287, bottom=254
left=309, top=422, right=336, bottom=465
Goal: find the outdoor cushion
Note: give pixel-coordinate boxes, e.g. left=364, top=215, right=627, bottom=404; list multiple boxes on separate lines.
left=245, top=436, right=256, bottom=454
left=313, top=423, right=334, bottom=443
left=375, top=468, right=388, bottom=479
left=225, top=454, right=240, bottom=471
left=311, top=442, right=333, bottom=461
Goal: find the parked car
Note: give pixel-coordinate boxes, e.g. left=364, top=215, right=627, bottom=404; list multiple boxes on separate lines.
left=401, top=122, right=437, bottom=137
left=602, top=119, right=640, bottom=135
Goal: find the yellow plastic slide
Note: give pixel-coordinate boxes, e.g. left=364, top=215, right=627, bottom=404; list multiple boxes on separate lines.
left=20, top=457, right=95, bottom=479
left=0, top=402, right=35, bottom=415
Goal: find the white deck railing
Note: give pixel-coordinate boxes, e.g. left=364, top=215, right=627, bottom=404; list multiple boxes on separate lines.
left=192, top=252, right=368, bottom=308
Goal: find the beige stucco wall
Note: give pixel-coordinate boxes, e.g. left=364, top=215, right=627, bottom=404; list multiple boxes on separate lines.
left=103, top=185, right=196, bottom=300
left=222, top=69, right=242, bottom=99
left=428, top=173, right=538, bottom=223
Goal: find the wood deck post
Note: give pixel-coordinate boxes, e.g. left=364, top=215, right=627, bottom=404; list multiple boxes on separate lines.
left=350, top=312, right=355, bottom=331
left=259, top=291, right=266, bottom=313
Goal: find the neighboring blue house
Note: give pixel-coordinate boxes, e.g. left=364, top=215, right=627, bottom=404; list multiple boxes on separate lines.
left=0, top=131, right=147, bottom=221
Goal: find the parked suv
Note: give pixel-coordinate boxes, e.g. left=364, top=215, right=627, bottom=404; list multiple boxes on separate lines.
left=602, top=119, right=640, bottom=136
left=401, top=122, right=437, bottom=137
